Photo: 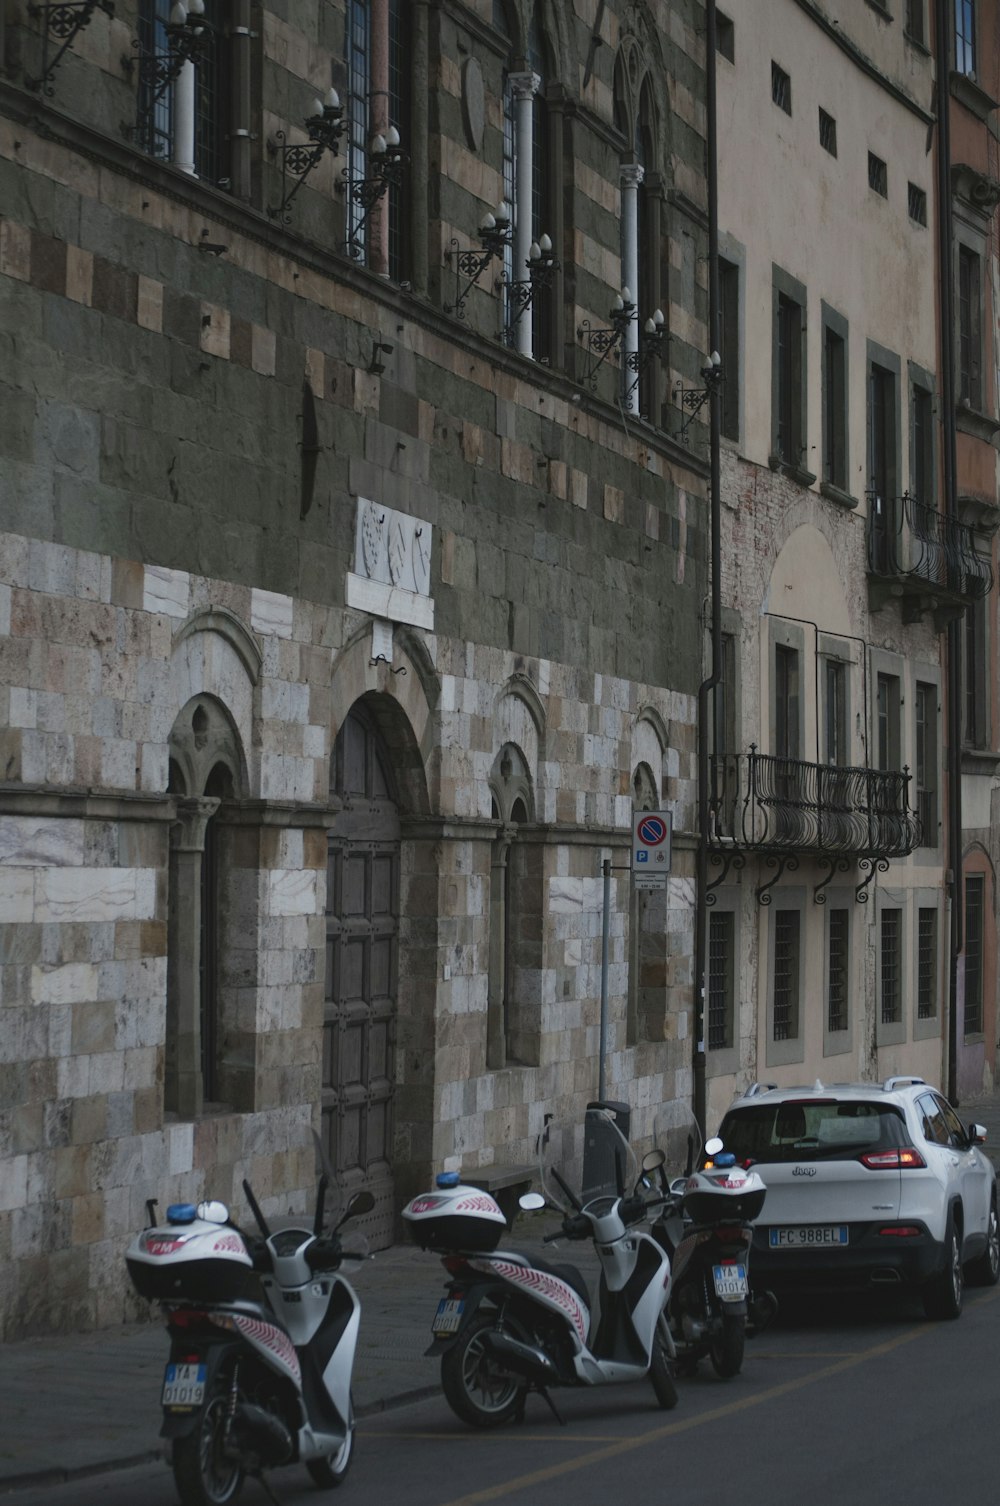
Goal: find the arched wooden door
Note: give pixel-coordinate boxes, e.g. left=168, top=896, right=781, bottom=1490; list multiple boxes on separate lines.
left=324, top=704, right=400, bottom=1248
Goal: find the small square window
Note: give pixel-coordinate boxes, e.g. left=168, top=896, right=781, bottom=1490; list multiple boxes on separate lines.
left=717, top=10, right=735, bottom=63
left=772, top=62, right=791, bottom=115
left=819, top=108, right=837, bottom=157
left=908, top=183, right=927, bottom=225
left=868, top=152, right=888, bottom=197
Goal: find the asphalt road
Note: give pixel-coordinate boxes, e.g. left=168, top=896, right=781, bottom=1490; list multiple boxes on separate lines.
left=7, top=1285, right=999, bottom=1506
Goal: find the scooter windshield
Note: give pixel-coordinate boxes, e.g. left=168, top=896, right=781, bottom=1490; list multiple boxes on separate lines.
left=654, top=1101, right=704, bottom=1181
left=539, top=1108, right=637, bottom=1214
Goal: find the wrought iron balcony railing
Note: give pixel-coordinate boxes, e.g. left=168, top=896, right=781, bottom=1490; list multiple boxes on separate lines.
left=867, top=491, right=992, bottom=602
left=710, top=748, right=921, bottom=859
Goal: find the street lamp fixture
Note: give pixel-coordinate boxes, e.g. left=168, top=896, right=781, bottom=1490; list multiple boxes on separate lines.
left=444, top=204, right=512, bottom=319
left=675, top=350, right=724, bottom=443
left=341, top=126, right=409, bottom=260
left=123, top=0, right=213, bottom=139
left=267, top=90, right=348, bottom=224
left=501, top=233, right=560, bottom=345
left=26, top=0, right=114, bottom=93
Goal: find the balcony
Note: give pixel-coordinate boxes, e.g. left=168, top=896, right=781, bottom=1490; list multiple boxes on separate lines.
left=709, top=749, right=921, bottom=897
left=868, top=492, right=993, bottom=622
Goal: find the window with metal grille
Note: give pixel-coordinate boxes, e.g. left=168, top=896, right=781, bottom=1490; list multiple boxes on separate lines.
left=819, top=108, right=837, bottom=156
left=959, top=245, right=983, bottom=409
left=915, top=682, right=937, bottom=846
left=136, top=0, right=174, bottom=161
left=908, top=183, right=927, bottom=225
left=827, top=908, right=849, bottom=1033
left=708, top=911, right=734, bottom=1050
left=868, top=153, right=888, bottom=197
left=880, top=909, right=902, bottom=1025
left=918, top=907, right=937, bottom=1020
left=772, top=62, right=791, bottom=114
left=773, top=910, right=800, bottom=1042
left=346, top=0, right=370, bottom=259
left=965, top=876, right=984, bottom=1036
left=955, top=0, right=976, bottom=76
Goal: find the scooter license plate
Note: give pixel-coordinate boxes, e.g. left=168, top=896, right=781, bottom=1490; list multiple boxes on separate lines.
left=432, top=1298, right=465, bottom=1336
left=712, top=1264, right=749, bottom=1302
left=162, top=1362, right=206, bottom=1408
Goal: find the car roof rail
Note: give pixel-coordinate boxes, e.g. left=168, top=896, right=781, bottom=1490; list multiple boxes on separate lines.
left=882, top=1075, right=927, bottom=1092
left=744, top=1081, right=778, bottom=1098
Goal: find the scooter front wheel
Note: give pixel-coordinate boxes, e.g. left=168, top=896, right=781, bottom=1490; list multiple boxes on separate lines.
left=709, top=1311, right=745, bottom=1379
left=441, top=1313, right=527, bottom=1428
left=649, top=1318, right=679, bottom=1410
left=306, top=1395, right=354, bottom=1488
left=171, top=1375, right=245, bottom=1506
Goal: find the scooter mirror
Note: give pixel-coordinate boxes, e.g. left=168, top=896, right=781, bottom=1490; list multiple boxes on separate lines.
left=197, top=1200, right=230, bottom=1224
left=705, top=1137, right=724, bottom=1157
left=519, top=1191, right=546, bottom=1212
left=642, top=1148, right=666, bottom=1173
left=343, top=1190, right=375, bottom=1220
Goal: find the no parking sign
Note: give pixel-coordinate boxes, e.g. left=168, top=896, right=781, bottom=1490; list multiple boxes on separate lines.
left=632, top=811, right=672, bottom=890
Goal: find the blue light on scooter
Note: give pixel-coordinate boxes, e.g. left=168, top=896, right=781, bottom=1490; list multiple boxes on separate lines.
left=166, top=1203, right=198, bottom=1224
left=435, top=1172, right=461, bottom=1188
left=713, top=1152, right=736, bottom=1168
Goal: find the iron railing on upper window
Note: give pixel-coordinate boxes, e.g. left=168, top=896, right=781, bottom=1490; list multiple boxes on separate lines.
left=710, top=748, right=921, bottom=858
left=867, top=491, right=992, bottom=601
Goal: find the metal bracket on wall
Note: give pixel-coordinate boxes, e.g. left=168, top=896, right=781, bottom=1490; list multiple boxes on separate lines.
left=705, top=847, right=745, bottom=906
left=756, top=852, right=799, bottom=906
left=855, top=856, right=889, bottom=903
left=813, top=855, right=853, bottom=905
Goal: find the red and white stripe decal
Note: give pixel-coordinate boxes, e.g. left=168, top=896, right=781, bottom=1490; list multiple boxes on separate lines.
left=474, top=1259, right=588, bottom=1342
left=454, top=1195, right=502, bottom=1215
left=229, top=1313, right=301, bottom=1385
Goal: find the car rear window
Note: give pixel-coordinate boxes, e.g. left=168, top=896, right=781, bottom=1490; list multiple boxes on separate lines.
left=719, top=1101, right=909, bottom=1163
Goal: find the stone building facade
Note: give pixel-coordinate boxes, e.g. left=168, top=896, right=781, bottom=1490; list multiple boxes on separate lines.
left=0, top=0, right=710, bottom=1338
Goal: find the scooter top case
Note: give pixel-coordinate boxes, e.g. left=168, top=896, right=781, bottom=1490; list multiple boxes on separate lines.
left=681, top=1160, right=766, bottom=1225
left=402, top=1174, right=508, bottom=1253
left=126, top=1200, right=263, bottom=1304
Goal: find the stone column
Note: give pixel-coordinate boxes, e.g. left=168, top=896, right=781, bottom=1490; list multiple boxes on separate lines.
left=172, top=60, right=196, bottom=176
left=510, top=71, right=539, bottom=358
left=166, top=797, right=220, bottom=1118
left=369, top=0, right=390, bottom=277
left=621, top=163, right=644, bottom=413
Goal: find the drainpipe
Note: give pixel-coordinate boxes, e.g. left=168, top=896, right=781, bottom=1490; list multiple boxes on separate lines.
left=934, top=0, right=961, bottom=1103
left=694, top=0, right=720, bottom=1137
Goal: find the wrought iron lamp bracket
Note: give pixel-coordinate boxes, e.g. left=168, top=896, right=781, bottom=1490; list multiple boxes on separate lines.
left=340, top=141, right=408, bottom=259
left=122, top=8, right=214, bottom=142
left=500, top=246, right=560, bottom=345
left=624, top=320, right=669, bottom=404
left=444, top=220, right=511, bottom=319
left=266, top=100, right=347, bottom=224
left=578, top=299, right=636, bottom=389
left=27, top=0, right=114, bottom=93
left=675, top=355, right=724, bottom=444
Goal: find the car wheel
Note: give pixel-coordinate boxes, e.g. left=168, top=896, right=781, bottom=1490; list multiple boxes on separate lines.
left=967, top=1196, right=1000, bottom=1287
left=922, top=1217, right=963, bottom=1321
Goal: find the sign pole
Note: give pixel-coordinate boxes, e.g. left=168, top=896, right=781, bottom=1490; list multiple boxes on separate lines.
left=599, top=857, right=610, bottom=1101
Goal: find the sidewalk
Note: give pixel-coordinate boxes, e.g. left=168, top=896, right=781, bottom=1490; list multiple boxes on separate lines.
left=2, top=1087, right=1000, bottom=1494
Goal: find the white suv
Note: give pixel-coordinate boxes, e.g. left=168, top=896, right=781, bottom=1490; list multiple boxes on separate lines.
left=717, top=1077, right=999, bottom=1318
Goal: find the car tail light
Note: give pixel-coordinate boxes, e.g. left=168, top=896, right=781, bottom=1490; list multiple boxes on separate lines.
left=859, top=1148, right=927, bottom=1170
left=878, top=1225, right=922, bottom=1238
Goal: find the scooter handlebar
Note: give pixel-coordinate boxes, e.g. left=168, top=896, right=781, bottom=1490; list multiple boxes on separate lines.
left=305, top=1237, right=344, bottom=1272
left=545, top=1214, right=591, bottom=1243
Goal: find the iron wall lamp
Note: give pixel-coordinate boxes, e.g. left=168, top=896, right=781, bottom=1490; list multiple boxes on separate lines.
left=123, top=0, right=212, bottom=138
left=444, top=204, right=512, bottom=319
left=578, top=289, right=637, bottom=388
left=26, top=0, right=114, bottom=92
left=501, top=234, right=559, bottom=344
left=624, top=308, right=668, bottom=403
left=675, top=350, right=723, bottom=443
left=267, top=89, right=347, bottom=224
left=341, top=126, right=408, bottom=259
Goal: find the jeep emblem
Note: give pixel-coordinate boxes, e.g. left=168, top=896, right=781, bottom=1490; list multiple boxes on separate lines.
left=792, top=1165, right=816, bottom=1177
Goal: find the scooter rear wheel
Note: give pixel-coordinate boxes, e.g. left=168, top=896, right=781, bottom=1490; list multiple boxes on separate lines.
left=306, top=1395, right=354, bottom=1488
left=649, top=1318, right=679, bottom=1410
left=709, top=1311, right=745, bottom=1379
left=172, top=1375, right=245, bottom=1506
left=441, top=1313, right=527, bottom=1428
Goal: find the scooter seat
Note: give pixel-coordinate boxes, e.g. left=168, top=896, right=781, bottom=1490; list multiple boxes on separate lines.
left=526, top=1257, right=590, bottom=1308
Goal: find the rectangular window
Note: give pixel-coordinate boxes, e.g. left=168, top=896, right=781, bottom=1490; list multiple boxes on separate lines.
left=775, top=293, right=804, bottom=464
left=775, top=644, right=800, bottom=761
left=955, top=0, right=977, bottom=76
left=906, top=0, right=925, bottom=45
left=717, top=10, right=735, bottom=62
left=908, top=183, right=927, bottom=225
left=965, top=876, right=984, bottom=1036
left=915, top=682, right=938, bottom=846
left=825, top=660, right=847, bottom=766
left=819, top=108, right=837, bottom=157
left=911, top=383, right=933, bottom=505
left=868, top=361, right=897, bottom=575
left=868, top=153, right=888, bottom=198
left=719, top=258, right=740, bottom=442
left=827, top=908, right=849, bottom=1033
left=877, top=672, right=901, bottom=771
left=773, top=910, right=800, bottom=1042
left=772, top=62, right=791, bottom=114
left=918, top=907, right=937, bottom=1020
left=708, top=911, right=735, bottom=1050
left=959, top=246, right=983, bottom=410
left=965, top=600, right=986, bottom=746
left=880, top=909, right=902, bottom=1025
left=823, top=324, right=847, bottom=490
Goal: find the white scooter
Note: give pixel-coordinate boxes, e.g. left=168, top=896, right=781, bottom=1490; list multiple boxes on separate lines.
left=126, top=1136, right=372, bottom=1506
left=402, top=1105, right=679, bottom=1426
